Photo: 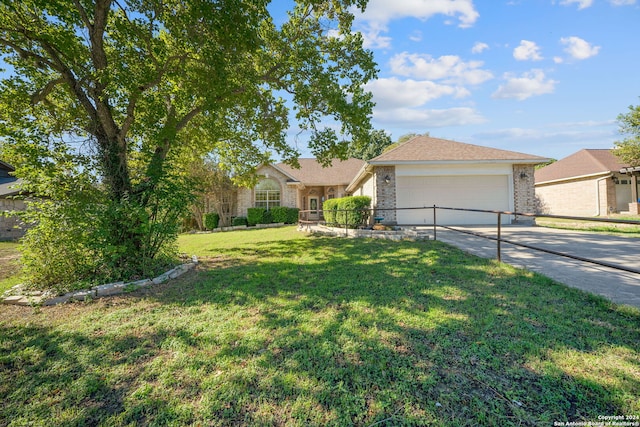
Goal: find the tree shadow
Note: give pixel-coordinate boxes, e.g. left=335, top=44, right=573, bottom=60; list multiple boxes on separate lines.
left=1, top=235, right=639, bottom=425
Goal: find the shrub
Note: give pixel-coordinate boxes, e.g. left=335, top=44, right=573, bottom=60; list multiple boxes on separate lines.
left=270, top=206, right=299, bottom=224
left=323, top=196, right=371, bottom=228
left=233, top=216, right=248, bottom=226
left=247, top=208, right=272, bottom=225
left=285, top=207, right=299, bottom=224
left=203, top=212, right=220, bottom=230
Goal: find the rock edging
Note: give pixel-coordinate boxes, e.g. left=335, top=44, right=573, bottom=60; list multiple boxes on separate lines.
left=2, top=255, right=199, bottom=307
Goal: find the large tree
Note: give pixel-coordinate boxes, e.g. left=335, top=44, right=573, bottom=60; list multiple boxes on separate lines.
left=0, top=0, right=376, bottom=289
left=614, top=102, right=640, bottom=166
left=347, top=129, right=392, bottom=161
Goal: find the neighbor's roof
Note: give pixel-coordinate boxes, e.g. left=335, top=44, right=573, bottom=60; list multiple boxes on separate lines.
left=534, top=149, right=628, bottom=184
left=274, top=158, right=366, bottom=186
left=0, top=160, right=22, bottom=197
left=369, top=136, right=549, bottom=164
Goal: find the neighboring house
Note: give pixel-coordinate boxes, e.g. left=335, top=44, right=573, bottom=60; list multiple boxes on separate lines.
left=0, top=160, right=26, bottom=240
left=534, top=149, right=640, bottom=216
left=347, top=136, right=548, bottom=225
left=236, top=158, right=366, bottom=220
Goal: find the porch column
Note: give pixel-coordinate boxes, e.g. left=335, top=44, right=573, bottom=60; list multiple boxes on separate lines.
left=630, top=174, right=640, bottom=215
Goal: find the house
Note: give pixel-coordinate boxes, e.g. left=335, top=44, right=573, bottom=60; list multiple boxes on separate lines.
left=346, top=136, right=549, bottom=225
left=236, top=158, right=366, bottom=220
left=236, top=136, right=547, bottom=226
left=534, top=149, right=640, bottom=216
left=0, top=160, right=26, bottom=240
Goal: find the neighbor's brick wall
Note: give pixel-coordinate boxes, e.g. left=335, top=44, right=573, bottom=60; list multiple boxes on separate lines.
left=374, top=166, right=396, bottom=224
left=513, top=164, right=536, bottom=222
left=535, top=176, right=612, bottom=217
left=0, top=198, right=26, bottom=241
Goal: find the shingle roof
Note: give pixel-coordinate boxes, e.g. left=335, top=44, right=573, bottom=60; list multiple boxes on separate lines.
left=274, top=158, right=366, bottom=186
left=534, top=149, right=628, bottom=184
left=370, top=135, right=548, bottom=163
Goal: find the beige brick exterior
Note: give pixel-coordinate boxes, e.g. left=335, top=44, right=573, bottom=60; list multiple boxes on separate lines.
left=0, top=198, right=26, bottom=240
left=373, top=166, right=396, bottom=224
left=535, top=175, right=616, bottom=217
left=512, top=164, right=536, bottom=223
left=236, top=165, right=298, bottom=217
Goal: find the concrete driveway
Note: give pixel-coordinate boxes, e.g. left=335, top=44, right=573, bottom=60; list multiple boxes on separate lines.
left=430, top=225, right=640, bottom=310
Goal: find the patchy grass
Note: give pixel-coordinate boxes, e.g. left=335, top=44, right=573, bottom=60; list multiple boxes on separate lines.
left=0, top=241, right=22, bottom=293
left=1, top=226, right=638, bottom=426
left=536, top=215, right=640, bottom=237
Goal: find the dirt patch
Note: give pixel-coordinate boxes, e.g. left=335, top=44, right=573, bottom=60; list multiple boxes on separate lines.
left=0, top=255, right=20, bottom=281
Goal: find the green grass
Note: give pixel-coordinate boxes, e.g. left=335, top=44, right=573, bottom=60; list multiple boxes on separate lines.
left=536, top=215, right=640, bottom=236
left=0, top=241, right=22, bottom=293
left=1, top=226, right=639, bottom=426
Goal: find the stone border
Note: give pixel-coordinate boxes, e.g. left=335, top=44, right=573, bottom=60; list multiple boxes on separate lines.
left=299, top=224, right=430, bottom=241
left=1, top=255, right=199, bottom=307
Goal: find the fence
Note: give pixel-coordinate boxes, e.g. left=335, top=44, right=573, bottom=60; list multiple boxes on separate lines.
left=299, top=205, right=640, bottom=276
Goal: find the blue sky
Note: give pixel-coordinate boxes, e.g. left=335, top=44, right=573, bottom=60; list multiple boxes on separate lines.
left=327, top=0, right=640, bottom=161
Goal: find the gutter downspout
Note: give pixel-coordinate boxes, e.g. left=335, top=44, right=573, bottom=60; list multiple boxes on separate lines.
left=595, top=174, right=612, bottom=216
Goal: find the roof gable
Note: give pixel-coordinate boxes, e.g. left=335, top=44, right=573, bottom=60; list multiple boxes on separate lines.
left=273, top=158, right=366, bottom=186
left=534, top=149, right=628, bottom=184
left=370, top=136, right=548, bottom=164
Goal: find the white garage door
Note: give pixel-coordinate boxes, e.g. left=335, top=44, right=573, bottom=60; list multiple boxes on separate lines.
left=396, top=175, right=510, bottom=225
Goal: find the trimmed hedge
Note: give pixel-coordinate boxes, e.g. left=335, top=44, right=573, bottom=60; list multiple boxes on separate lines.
left=232, top=216, right=248, bottom=226
left=247, top=208, right=271, bottom=226
left=270, top=206, right=299, bottom=224
left=203, top=212, right=220, bottom=230
left=323, top=196, right=371, bottom=228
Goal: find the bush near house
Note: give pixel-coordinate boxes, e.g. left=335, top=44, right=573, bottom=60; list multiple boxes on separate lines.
left=270, top=206, right=299, bottom=224
left=203, top=212, right=220, bottom=230
left=323, top=196, right=371, bottom=228
left=232, top=216, right=249, bottom=226
left=247, top=208, right=271, bottom=226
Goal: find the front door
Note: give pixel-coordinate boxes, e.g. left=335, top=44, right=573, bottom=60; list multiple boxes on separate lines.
left=309, top=197, right=319, bottom=220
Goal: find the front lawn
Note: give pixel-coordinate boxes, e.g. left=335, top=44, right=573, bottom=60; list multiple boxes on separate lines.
left=0, top=241, right=22, bottom=293
left=1, top=226, right=638, bottom=426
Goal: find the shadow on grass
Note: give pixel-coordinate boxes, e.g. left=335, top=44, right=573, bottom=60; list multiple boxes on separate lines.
left=1, top=234, right=639, bottom=426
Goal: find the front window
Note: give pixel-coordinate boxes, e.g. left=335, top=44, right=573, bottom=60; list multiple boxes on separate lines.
left=255, top=178, right=280, bottom=209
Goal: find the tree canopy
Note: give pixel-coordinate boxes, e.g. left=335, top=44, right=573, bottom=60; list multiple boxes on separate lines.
left=347, top=129, right=392, bottom=160
left=0, top=0, right=376, bottom=290
left=614, top=102, right=640, bottom=167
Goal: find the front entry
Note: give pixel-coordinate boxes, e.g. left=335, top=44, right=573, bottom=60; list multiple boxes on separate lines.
left=309, top=196, right=320, bottom=220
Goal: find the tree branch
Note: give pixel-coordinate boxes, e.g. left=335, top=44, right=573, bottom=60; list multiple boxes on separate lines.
left=30, top=77, right=65, bottom=105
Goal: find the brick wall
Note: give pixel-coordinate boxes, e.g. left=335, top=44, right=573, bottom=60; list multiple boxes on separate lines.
left=535, top=176, right=614, bottom=216
left=0, top=198, right=26, bottom=241
left=236, top=165, right=297, bottom=217
left=512, top=164, right=536, bottom=222
left=374, top=166, right=397, bottom=224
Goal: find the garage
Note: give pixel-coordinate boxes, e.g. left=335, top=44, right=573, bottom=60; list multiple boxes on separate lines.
left=396, top=174, right=511, bottom=225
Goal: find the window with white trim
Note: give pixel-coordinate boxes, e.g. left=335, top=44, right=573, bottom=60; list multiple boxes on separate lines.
left=255, top=178, right=280, bottom=209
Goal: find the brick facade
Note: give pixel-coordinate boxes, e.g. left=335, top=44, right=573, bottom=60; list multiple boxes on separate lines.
left=0, top=198, right=26, bottom=241
left=535, top=175, right=616, bottom=217
left=374, top=166, right=396, bottom=224
left=512, top=164, right=536, bottom=223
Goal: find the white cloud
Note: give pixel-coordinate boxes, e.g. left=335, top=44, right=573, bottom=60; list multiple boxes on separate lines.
left=560, top=36, right=600, bottom=60
left=365, top=77, right=470, bottom=110
left=560, top=0, right=594, bottom=9
left=373, top=107, right=486, bottom=127
left=492, top=69, right=557, bottom=100
left=358, top=0, right=479, bottom=28
left=409, top=31, right=423, bottom=42
left=472, top=42, right=489, bottom=54
left=513, top=40, right=543, bottom=61
left=354, top=0, right=479, bottom=49
left=609, top=0, right=636, bottom=5
left=389, top=53, right=494, bottom=85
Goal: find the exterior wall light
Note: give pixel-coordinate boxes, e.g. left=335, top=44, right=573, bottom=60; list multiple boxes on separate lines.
left=384, top=175, right=391, bottom=184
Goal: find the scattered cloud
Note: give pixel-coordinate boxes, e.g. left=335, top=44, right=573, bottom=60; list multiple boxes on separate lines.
left=492, top=69, right=557, bottom=100
left=471, top=42, right=489, bottom=54
left=354, top=0, right=479, bottom=49
left=373, top=107, right=486, bottom=127
left=560, top=36, right=600, bottom=60
left=365, top=77, right=470, bottom=110
left=608, top=0, right=636, bottom=5
left=409, top=31, right=423, bottom=42
left=513, top=40, right=543, bottom=61
left=389, top=53, right=494, bottom=85
left=559, top=0, right=594, bottom=9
